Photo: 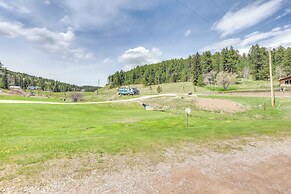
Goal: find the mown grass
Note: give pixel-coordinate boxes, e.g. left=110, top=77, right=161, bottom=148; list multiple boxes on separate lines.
left=206, top=80, right=281, bottom=92
left=0, top=96, right=290, bottom=165
left=0, top=95, right=63, bottom=102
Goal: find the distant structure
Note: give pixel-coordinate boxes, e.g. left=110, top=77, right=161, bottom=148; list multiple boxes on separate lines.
left=9, top=86, right=21, bottom=90
left=278, top=75, right=291, bottom=87
left=27, top=86, right=41, bottom=90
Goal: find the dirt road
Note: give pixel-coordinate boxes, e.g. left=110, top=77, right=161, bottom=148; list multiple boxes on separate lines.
left=0, top=94, right=178, bottom=104
left=2, top=138, right=290, bottom=193
left=0, top=91, right=290, bottom=105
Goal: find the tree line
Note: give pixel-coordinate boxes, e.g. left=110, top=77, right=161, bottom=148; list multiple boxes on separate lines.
left=0, top=63, right=98, bottom=92
left=108, top=44, right=291, bottom=87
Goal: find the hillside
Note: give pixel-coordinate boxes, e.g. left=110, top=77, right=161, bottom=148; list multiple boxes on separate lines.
left=108, top=45, right=291, bottom=87
left=0, top=66, right=98, bottom=92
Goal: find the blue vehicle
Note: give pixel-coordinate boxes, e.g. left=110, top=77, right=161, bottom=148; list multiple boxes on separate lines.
left=118, top=87, right=140, bottom=95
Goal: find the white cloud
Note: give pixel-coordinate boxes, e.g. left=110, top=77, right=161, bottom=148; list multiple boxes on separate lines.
left=213, top=0, right=284, bottom=37
left=239, top=27, right=282, bottom=46
left=184, top=29, right=191, bottom=37
left=202, top=38, right=241, bottom=51
left=0, top=21, right=92, bottom=60
left=0, top=1, right=12, bottom=10
left=0, top=1, right=30, bottom=14
left=44, top=0, right=50, bottom=5
left=60, top=15, right=71, bottom=25
left=60, top=1, right=157, bottom=29
left=275, top=8, right=291, bottom=20
left=119, top=47, right=162, bottom=70
left=102, top=57, right=113, bottom=64
left=70, top=49, right=94, bottom=60
left=202, top=25, right=291, bottom=54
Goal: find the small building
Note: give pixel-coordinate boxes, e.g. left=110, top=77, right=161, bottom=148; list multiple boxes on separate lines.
left=279, top=75, right=291, bottom=87
left=27, top=86, right=41, bottom=90
left=9, top=86, right=21, bottom=90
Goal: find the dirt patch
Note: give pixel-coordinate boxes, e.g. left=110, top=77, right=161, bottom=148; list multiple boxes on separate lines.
left=195, top=98, right=245, bottom=113
left=1, top=137, right=290, bottom=193
left=140, top=96, right=245, bottom=113
left=218, top=91, right=291, bottom=97
left=156, top=155, right=291, bottom=194
left=7, top=89, right=27, bottom=96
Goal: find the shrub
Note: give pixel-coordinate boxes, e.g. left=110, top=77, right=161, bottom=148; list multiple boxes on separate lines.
left=156, top=86, right=163, bottom=94
left=70, top=92, right=83, bottom=102
left=216, top=71, right=237, bottom=90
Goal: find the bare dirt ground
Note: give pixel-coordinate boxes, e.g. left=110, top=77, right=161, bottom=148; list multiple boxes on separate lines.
left=139, top=96, right=245, bottom=113
left=0, top=94, right=178, bottom=104
left=194, top=98, right=245, bottom=113
left=218, top=91, right=291, bottom=97
left=1, top=137, right=290, bottom=194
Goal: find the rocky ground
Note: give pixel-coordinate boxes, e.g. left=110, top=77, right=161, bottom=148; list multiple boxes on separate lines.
left=1, top=137, right=290, bottom=194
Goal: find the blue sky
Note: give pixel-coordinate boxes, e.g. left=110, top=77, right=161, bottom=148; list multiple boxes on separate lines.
left=0, top=0, right=290, bottom=86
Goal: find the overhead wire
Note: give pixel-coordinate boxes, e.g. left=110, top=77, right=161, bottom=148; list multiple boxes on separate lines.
left=175, top=0, right=211, bottom=24
left=208, top=0, right=240, bottom=27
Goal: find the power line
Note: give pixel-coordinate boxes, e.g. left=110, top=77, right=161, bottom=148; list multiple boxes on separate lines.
left=175, top=0, right=211, bottom=24
left=208, top=0, right=239, bottom=26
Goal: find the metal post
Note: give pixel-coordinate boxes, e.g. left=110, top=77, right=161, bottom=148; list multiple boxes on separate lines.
left=185, top=108, right=191, bottom=128
left=269, top=49, right=275, bottom=108
left=97, top=79, right=100, bottom=95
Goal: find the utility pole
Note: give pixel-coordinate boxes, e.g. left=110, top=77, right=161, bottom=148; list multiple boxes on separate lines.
left=268, top=49, right=275, bottom=108
left=97, top=79, right=100, bottom=95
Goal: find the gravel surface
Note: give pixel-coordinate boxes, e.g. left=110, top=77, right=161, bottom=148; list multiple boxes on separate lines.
left=1, top=137, right=291, bottom=194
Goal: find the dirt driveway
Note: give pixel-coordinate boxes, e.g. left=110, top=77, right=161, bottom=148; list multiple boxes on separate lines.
left=155, top=151, right=291, bottom=194
left=2, top=137, right=290, bottom=193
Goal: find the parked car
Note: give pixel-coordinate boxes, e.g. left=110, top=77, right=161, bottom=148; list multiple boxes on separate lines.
left=118, top=87, right=140, bottom=95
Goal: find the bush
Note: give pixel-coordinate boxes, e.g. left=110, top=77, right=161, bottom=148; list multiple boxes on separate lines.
left=70, top=92, right=83, bottom=102
left=156, top=86, right=163, bottom=94
left=216, top=71, right=237, bottom=90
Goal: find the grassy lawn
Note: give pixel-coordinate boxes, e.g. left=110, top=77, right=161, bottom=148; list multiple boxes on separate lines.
left=0, top=96, right=290, bottom=179
left=0, top=95, right=63, bottom=102
left=0, top=91, right=144, bottom=103
left=206, top=80, right=281, bottom=92
left=99, top=82, right=210, bottom=95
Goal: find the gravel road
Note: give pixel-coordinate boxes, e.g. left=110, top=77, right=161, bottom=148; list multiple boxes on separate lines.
left=1, top=137, right=290, bottom=194
left=0, top=94, right=178, bottom=105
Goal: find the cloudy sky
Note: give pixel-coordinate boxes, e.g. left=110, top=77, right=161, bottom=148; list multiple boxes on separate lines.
left=0, top=0, right=290, bottom=86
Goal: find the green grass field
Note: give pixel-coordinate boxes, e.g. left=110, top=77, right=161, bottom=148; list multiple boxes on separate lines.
left=206, top=80, right=280, bottom=91
left=0, top=95, right=63, bottom=102
left=0, top=96, right=290, bottom=173
left=0, top=80, right=279, bottom=103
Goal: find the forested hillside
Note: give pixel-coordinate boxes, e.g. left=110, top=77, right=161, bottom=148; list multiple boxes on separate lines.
left=0, top=64, right=98, bottom=92
left=108, top=45, right=291, bottom=87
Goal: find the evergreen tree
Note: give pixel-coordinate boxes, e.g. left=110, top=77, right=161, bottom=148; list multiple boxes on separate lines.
left=107, top=45, right=290, bottom=87
left=192, top=52, right=201, bottom=86
left=274, top=46, right=285, bottom=68
left=1, top=68, right=9, bottom=89
left=248, top=45, right=268, bottom=80
left=221, top=47, right=239, bottom=73
left=283, top=47, right=291, bottom=75
left=201, top=51, right=212, bottom=73
left=212, top=52, right=221, bottom=73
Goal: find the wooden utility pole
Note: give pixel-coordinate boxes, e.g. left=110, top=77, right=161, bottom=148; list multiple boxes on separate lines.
left=268, top=49, right=275, bottom=108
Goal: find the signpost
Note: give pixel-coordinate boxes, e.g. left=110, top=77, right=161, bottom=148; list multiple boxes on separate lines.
left=97, top=79, right=100, bottom=95
left=185, top=108, right=191, bottom=127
